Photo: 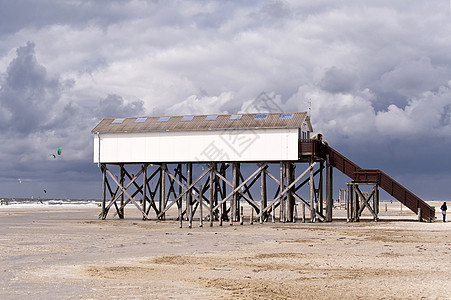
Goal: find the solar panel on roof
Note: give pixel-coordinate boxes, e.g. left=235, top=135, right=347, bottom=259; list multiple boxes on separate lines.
left=254, top=114, right=268, bottom=120
left=279, top=113, right=293, bottom=119
left=230, top=114, right=242, bottom=120
left=135, top=117, right=147, bottom=123
left=112, top=118, right=125, bottom=124
left=205, top=115, right=218, bottom=121
left=181, top=116, right=194, bottom=121
left=158, top=116, right=170, bottom=122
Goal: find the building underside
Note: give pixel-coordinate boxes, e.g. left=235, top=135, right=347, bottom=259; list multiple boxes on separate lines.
left=98, top=140, right=435, bottom=225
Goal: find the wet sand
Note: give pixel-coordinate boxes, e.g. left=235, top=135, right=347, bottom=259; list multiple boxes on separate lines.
left=1, top=203, right=451, bottom=299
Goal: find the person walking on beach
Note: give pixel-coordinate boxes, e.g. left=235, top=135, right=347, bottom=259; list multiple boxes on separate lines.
left=440, top=202, right=447, bottom=222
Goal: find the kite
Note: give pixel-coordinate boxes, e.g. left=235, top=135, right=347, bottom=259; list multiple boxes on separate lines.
left=18, top=178, right=22, bottom=184
left=43, top=189, right=47, bottom=193
left=57, top=147, right=62, bottom=155
left=50, top=154, right=56, bottom=159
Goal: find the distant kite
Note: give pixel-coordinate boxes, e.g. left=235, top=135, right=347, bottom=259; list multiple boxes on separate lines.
left=43, top=189, right=47, bottom=193
left=50, top=154, right=56, bottom=159
left=18, top=178, right=22, bottom=184
left=57, top=147, right=62, bottom=155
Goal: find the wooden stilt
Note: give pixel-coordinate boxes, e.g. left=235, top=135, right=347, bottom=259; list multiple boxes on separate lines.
left=286, top=162, right=294, bottom=222
left=319, top=161, right=324, bottom=214
left=219, top=202, right=223, bottom=226
left=186, top=163, right=192, bottom=221
left=260, top=168, right=266, bottom=224
left=309, top=158, right=315, bottom=222
left=231, top=163, right=237, bottom=225
left=240, top=206, right=244, bottom=225
left=160, top=164, right=166, bottom=220
left=142, top=164, right=148, bottom=220
left=301, top=203, right=305, bottom=223
left=101, top=164, right=106, bottom=219
left=199, top=184, right=203, bottom=227
left=209, top=164, right=214, bottom=227
left=325, top=154, right=333, bottom=222
left=120, top=164, right=125, bottom=219
left=279, top=162, right=285, bottom=222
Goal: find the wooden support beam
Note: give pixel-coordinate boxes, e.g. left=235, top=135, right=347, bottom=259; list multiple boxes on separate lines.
left=101, top=164, right=106, bottom=219
left=258, top=162, right=316, bottom=218
left=309, top=158, right=315, bottom=222
left=280, top=162, right=285, bottom=222
left=212, top=167, right=260, bottom=212
left=325, top=154, right=333, bottom=222
left=104, top=168, right=150, bottom=220
left=160, top=164, right=166, bottom=220
left=142, top=163, right=148, bottom=220
left=209, top=164, right=215, bottom=227
left=120, top=164, right=125, bottom=219
left=319, top=161, right=324, bottom=213
left=157, top=165, right=211, bottom=218
left=213, top=163, right=268, bottom=212
left=286, top=162, right=294, bottom=222
left=260, top=166, right=267, bottom=224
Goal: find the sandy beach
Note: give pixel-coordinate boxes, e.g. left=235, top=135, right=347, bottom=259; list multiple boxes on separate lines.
left=1, top=203, right=451, bottom=299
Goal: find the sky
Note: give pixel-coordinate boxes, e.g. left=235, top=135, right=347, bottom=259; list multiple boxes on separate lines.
left=0, top=0, right=450, bottom=201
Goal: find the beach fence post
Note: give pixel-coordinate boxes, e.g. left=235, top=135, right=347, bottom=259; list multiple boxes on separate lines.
left=250, top=208, right=254, bottom=225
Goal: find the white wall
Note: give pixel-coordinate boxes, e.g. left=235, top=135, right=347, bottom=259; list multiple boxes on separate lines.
left=93, top=128, right=300, bottom=163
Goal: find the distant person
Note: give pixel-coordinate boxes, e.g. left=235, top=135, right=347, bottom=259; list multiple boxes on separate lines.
left=440, top=202, right=447, bottom=222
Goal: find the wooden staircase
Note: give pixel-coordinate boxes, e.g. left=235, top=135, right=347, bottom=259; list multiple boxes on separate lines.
left=299, top=140, right=435, bottom=222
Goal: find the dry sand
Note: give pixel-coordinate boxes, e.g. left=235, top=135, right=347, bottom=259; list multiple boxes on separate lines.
left=1, top=203, right=451, bottom=299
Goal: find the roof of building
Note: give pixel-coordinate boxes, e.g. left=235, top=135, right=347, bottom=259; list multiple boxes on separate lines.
left=91, top=112, right=312, bottom=133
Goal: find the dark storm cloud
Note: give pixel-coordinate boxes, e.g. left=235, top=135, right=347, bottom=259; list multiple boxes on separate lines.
left=98, top=94, right=145, bottom=119
left=0, top=41, right=145, bottom=197
left=0, top=1, right=450, bottom=200
left=0, top=41, right=63, bottom=135
left=319, top=67, right=358, bottom=94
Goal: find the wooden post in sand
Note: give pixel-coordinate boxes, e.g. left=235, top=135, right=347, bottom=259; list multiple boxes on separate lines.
left=219, top=203, right=223, bottom=226
left=186, top=163, right=192, bottom=221
left=280, top=162, right=285, bottom=222
left=325, top=154, right=333, bottom=222
left=309, top=158, right=315, bottom=222
left=101, top=164, right=106, bottom=219
left=142, top=164, right=147, bottom=220
left=260, top=166, right=267, bottom=224
left=199, top=184, right=203, bottom=227
left=240, top=206, right=244, bottom=225
left=209, top=164, right=214, bottom=227
left=301, top=203, right=305, bottom=223
left=160, top=163, right=166, bottom=221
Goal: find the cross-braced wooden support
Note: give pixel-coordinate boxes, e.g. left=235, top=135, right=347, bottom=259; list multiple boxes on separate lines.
left=346, top=181, right=379, bottom=222
left=99, top=158, right=333, bottom=225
